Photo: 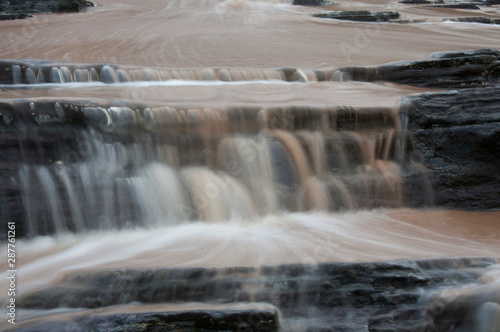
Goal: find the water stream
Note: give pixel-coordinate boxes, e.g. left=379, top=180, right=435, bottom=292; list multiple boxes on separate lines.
left=0, top=0, right=499, bottom=330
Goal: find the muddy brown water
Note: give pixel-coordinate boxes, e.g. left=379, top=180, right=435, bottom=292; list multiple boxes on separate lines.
left=0, top=0, right=499, bottom=329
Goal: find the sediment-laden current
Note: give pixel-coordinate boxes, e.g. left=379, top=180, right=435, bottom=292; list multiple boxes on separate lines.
left=0, top=0, right=499, bottom=331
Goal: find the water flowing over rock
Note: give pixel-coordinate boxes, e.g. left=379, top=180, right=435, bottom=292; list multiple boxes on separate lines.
left=15, top=257, right=500, bottom=331
left=0, top=97, right=411, bottom=236
left=14, top=306, right=281, bottom=332
left=1, top=52, right=498, bottom=237
left=3, top=49, right=498, bottom=89
left=0, top=60, right=307, bottom=85
left=0, top=3, right=498, bottom=323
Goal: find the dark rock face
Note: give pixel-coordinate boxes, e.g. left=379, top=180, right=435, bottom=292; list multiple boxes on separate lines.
left=17, top=258, right=499, bottom=331
left=334, top=49, right=500, bottom=88
left=313, top=10, right=401, bottom=22
left=15, top=308, right=281, bottom=332
left=1, top=0, right=89, bottom=12
left=452, top=16, right=500, bottom=24
left=0, top=0, right=93, bottom=20
left=398, top=0, right=432, bottom=4
left=426, top=3, right=480, bottom=9
left=431, top=49, right=500, bottom=59
left=0, top=12, right=31, bottom=19
left=313, top=9, right=500, bottom=25
left=403, top=87, right=500, bottom=210
left=293, top=0, right=335, bottom=5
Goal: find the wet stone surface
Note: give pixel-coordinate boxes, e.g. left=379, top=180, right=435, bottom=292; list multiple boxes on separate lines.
left=16, top=258, right=499, bottom=331
left=334, top=49, right=500, bottom=88
left=14, top=308, right=281, bottom=332
left=0, top=0, right=94, bottom=20
left=404, top=87, right=500, bottom=210
left=313, top=10, right=401, bottom=22
left=293, top=0, right=336, bottom=5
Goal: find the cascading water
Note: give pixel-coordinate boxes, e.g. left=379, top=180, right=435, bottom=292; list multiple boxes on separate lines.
left=1, top=91, right=497, bottom=331
left=3, top=99, right=414, bottom=236
left=0, top=0, right=499, bottom=330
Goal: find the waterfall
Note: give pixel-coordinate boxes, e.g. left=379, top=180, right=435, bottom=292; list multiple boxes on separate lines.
left=2, top=99, right=424, bottom=236
left=0, top=0, right=498, bottom=328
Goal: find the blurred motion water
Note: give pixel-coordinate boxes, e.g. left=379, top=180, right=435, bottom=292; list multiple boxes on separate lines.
left=0, top=0, right=499, bottom=330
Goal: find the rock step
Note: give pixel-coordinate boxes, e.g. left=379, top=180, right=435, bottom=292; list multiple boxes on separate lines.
left=16, top=258, right=498, bottom=332
left=313, top=11, right=401, bottom=22
left=13, top=305, right=281, bottom=332
left=293, top=0, right=336, bottom=5
left=334, top=53, right=500, bottom=88
left=0, top=60, right=312, bottom=85
left=19, top=257, right=496, bottom=310
left=1, top=49, right=499, bottom=88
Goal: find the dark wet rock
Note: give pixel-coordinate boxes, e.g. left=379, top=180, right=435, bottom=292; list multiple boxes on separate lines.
left=314, top=12, right=500, bottom=25
left=420, top=278, right=500, bottom=332
left=16, top=257, right=498, bottom=331
left=403, top=87, right=500, bottom=210
left=313, top=10, right=400, bottom=22
left=0, top=12, right=31, bottom=19
left=431, top=48, right=500, bottom=59
left=467, top=0, right=500, bottom=4
left=427, top=3, right=480, bottom=8
left=334, top=51, right=500, bottom=88
left=451, top=16, right=500, bottom=24
left=293, top=0, right=336, bottom=5
left=399, top=0, right=498, bottom=6
left=399, top=0, right=432, bottom=4
left=14, top=307, right=281, bottom=332
left=0, top=0, right=93, bottom=14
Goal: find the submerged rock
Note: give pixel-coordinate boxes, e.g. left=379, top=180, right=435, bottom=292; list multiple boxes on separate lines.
left=398, top=0, right=432, bottom=4
left=427, top=3, right=480, bottom=8
left=313, top=10, right=401, bottom=22
left=293, top=0, right=336, bottom=5
left=17, top=258, right=498, bottom=331
left=450, top=16, right=500, bottom=24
